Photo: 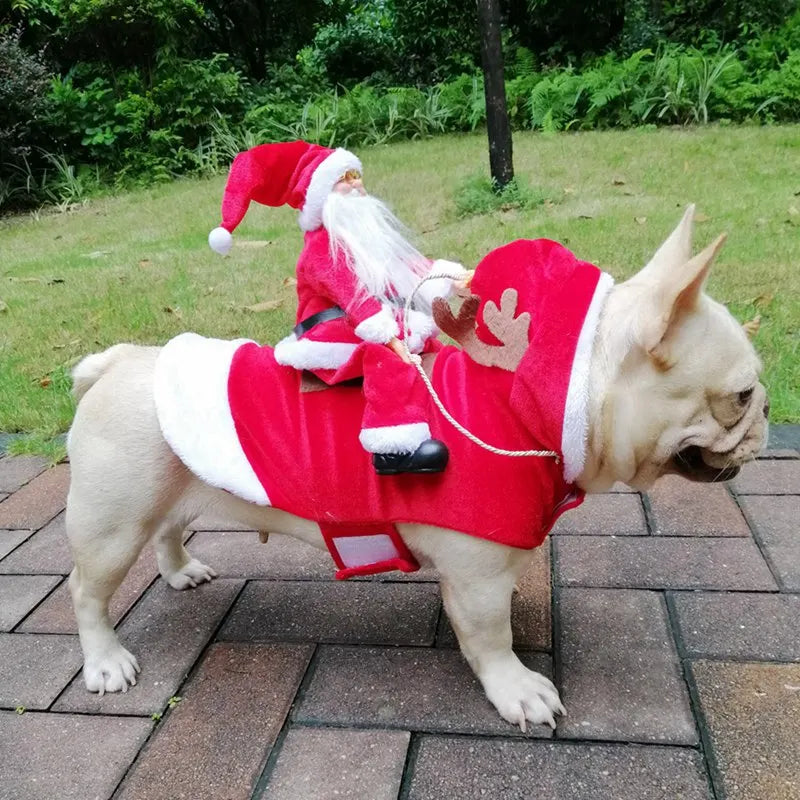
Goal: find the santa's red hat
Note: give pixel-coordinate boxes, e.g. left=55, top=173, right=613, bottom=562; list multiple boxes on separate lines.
left=208, top=140, right=362, bottom=254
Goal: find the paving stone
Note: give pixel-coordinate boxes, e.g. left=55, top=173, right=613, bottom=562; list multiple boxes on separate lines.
left=19, top=550, right=157, bottom=634
left=738, top=495, right=800, bottom=590
left=0, top=529, right=33, bottom=561
left=259, top=726, right=410, bottom=800
left=0, top=464, right=69, bottom=530
left=554, top=536, right=777, bottom=591
left=551, top=494, right=646, bottom=535
left=0, top=575, right=61, bottom=631
left=671, top=591, right=800, bottom=661
left=557, top=588, right=696, bottom=744
left=0, top=633, right=82, bottom=709
left=218, top=580, right=440, bottom=645
left=295, top=645, right=553, bottom=737
left=0, top=710, right=152, bottom=800
left=730, top=459, right=800, bottom=494
left=437, top=544, right=550, bottom=649
left=406, top=738, right=712, bottom=800
left=646, top=476, right=750, bottom=536
left=117, top=643, right=312, bottom=800
left=759, top=449, right=799, bottom=459
left=189, top=530, right=336, bottom=580
left=0, top=512, right=72, bottom=575
left=188, top=529, right=439, bottom=582
left=692, top=660, right=800, bottom=800
left=0, top=455, right=48, bottom=493
left=54, top=578, right=243, bottom=715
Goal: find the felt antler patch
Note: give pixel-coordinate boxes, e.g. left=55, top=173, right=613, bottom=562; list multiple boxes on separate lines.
left=433, top=288, right=530, bottom=372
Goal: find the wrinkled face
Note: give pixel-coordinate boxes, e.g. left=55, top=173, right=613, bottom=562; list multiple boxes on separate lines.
left=589, top=206, right=770, bottom=491
left=621, top=297, right=768, bottom=488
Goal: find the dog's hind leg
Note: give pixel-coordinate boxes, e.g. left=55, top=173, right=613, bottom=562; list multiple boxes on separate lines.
left=153, top=518, right=217, bottom=590
left=66, top=498, right=148, bottom=695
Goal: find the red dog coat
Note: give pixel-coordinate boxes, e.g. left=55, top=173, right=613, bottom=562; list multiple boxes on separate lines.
left=155, top=239, right=614, bottom=578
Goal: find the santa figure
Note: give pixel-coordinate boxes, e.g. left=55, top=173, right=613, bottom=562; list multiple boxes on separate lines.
left=209, top=140, right=469, bottom=475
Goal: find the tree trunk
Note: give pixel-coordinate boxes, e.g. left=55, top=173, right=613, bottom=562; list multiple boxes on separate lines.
left=476, top=0, right=513, bottom=190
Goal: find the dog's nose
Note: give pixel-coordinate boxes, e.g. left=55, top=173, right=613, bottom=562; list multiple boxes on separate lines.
left=763, top=398, right=770, bottom=418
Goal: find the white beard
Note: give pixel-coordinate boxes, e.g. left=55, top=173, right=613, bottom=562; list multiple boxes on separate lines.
left=322, top=191, right=429, bottom=304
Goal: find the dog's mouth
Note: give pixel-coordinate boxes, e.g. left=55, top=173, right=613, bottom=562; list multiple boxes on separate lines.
left=671, top=446, right=741, bottom=483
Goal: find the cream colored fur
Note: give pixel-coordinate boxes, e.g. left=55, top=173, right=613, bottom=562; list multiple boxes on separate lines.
left=64, top=208, right=768, bottom=730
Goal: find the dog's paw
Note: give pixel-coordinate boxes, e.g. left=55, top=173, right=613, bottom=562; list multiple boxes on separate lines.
left=482, top=659, right=566, bottom=732
left=84, top=647, right=140, bottom=695
left=164, top=558, right=218, bottom=590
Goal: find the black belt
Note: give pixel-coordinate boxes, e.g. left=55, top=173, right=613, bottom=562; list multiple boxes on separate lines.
left=293, top=306, right=346, bottom=337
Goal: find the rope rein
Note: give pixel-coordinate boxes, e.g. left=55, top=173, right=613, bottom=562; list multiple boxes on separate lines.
left=401, top=272, right=559, bottom=461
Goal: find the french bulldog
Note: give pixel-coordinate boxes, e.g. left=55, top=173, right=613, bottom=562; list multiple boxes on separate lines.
left=64, top=206, right=767, bottom=730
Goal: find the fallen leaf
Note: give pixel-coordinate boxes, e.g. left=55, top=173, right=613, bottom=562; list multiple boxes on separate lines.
left=683, top=160, right=690, bottom=172
left=138, top=259, right=152, bottom=268
left=0, top=299, right=7, bottom=312
left=563, top=186, right=575, bottom=194
left=787, top=205, right=800, bottom=226
left=753, top=292, right=774, bottom=309
left=48, top=277, right=65, bottom=285
left=577, top=214, right=593, bottom=220
left=39, top=376, right=52, bottom=388
left=634, top=216, right=647, bottom=224
left=163, top=306, right=183, bottom=319
left=282, top=276, right=298, bottom=288
left=237, top=240, right=273, bottom=249
left=742, top=314, right=761, bottom=338
left=693, top=212, right=711, bottom=223
left=611, top=177, right=625, bottom=186
left=86, top=250, right=110, bottom=259
left=243, top=299, right=283, bottom=313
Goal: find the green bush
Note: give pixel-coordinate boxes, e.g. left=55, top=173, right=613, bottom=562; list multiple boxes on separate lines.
left=0, top=28, right=52, bottom=207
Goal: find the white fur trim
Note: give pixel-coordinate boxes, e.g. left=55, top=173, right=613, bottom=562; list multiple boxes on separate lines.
left=274, top=333, right=358, bottom=370
left=429, top=259, right=469, bottom=280
left=561, top=271, right=615, bottom=483
left=354, top=306, right=399, bottom=343
left=298, top=148, right=362, bottom=231
left=405, top=309, right=438, bottom=353
left=415, top=260, right=466, bottom=308
left=333, top=534, right=402, bottom=568
left=359, top=422, right=431, bottom=454
left=154, top=332, right=270, bottom=506
left=208, top=226, right=232, bottom=255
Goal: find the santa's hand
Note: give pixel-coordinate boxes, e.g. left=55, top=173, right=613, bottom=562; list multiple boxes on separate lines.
left=454, top=270, right=475, bottom=294
left=387, top=337, right=413, bottom=364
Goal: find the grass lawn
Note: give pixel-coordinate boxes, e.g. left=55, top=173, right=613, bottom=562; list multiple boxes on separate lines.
left=1, top=124, right=799, bottom=448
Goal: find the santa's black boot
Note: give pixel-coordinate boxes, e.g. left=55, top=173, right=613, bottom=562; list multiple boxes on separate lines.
left=373, top=439, right=449, bottom=475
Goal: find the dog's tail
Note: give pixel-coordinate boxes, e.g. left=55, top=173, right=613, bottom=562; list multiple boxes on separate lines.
left=71, top=344, right=136, bottom=402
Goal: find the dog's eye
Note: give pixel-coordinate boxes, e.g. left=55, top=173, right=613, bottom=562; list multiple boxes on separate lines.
left=738, top=388, right=754, bottom=404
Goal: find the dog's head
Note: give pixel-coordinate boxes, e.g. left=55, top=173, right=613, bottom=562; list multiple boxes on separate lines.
left=585, top=205, right=768, bottom=490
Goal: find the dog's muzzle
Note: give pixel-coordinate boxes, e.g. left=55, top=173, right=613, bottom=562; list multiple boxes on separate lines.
left=672, top=446, right=741, bottom=482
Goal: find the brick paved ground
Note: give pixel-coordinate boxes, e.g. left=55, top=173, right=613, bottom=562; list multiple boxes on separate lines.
left=0, top=450, right=798, bottom=800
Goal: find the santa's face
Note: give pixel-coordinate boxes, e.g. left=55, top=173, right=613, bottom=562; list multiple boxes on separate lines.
left=322, top=189, right=428, bottom=302
left=333, top=175, right=365, bottom=196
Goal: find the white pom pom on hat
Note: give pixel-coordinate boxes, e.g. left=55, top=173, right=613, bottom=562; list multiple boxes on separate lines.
left=208, top=226, right=233, bottom=256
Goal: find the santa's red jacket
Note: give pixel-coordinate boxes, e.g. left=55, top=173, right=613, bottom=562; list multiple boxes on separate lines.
left=273, top=226, right=458, bottom=376
left=155, top=239, right=614, bottom=578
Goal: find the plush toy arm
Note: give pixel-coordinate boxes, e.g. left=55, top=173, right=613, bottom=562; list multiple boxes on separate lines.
left=414, top=259, right=470, bottom=309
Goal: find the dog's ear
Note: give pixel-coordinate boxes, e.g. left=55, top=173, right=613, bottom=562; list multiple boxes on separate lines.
left=632, top=206, right=727, bottom=365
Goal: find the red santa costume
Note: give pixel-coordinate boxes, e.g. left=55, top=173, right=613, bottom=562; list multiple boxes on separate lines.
left=208, top=141, right=465, bottom=461
left=155, top=238, right=615, bottom=579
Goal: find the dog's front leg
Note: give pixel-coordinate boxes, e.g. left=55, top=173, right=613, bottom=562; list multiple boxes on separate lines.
left=403, top=527, right=564, bottom=731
